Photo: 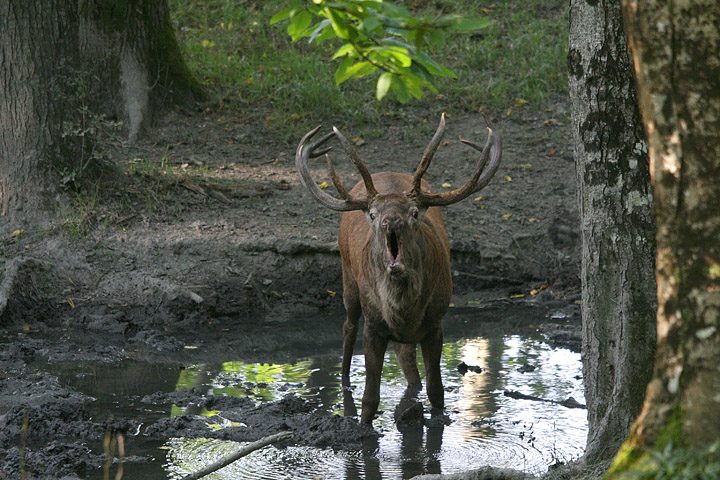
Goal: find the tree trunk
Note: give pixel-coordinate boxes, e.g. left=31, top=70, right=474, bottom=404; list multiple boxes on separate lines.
left=0, top=1, right=80, bottom=223
left=606, top=0, right=720, bottom=473
left=568, top=0, right=657, bottom=465
left=82, top=0, right=205, bottom=142
left=0, top=0, right=202, bottom=227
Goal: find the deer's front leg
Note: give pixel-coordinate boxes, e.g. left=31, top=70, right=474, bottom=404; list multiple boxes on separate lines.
left=361, top=327, right=389, bottom=423
left=421, top=326, right=445, bottom=410
left=394, top=342, right=421, bottom=387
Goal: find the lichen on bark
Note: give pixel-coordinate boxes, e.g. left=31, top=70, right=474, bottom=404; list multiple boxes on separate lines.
left=569, top=0, right=656, bottom=465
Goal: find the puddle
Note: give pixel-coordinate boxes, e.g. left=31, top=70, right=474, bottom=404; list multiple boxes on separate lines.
left=164, top=335, right=585, bottom=479
left=40, top=313, right=586, bottom=479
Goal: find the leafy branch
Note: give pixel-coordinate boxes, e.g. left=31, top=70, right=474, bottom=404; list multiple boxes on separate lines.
left=271, top=0, right=491, bottom=102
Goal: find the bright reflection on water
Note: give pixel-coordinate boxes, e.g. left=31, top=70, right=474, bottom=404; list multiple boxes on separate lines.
left=165, top=334, right=586, bottom=479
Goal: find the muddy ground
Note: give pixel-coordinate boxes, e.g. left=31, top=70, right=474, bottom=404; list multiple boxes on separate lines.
left=0, top=99, right=580, bottom=479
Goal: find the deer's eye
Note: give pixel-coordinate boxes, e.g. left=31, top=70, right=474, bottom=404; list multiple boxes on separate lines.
left=369, top=213, right=376, bottom=220
left=412, top=209, right=419, bottom=218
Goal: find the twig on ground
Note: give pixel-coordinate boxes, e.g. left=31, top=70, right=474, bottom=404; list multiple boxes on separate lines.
left=504, top=390, right=586, bottom=409
left=180, top=431, right=294, bottom=480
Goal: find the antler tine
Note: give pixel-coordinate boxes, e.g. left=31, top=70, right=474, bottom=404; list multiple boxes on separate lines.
left=463, top=114, right=502, bottom=194
left=333, top=126, right=378, bottom=198
left=295, top=126, right=369, bottom=211
left=326, top=153, right=350, bottom=200
left=308, top=131, right=335, bottom=158
left=413, top=115, right=502, bottom=207
left=411, top=112, right=447, bottom=194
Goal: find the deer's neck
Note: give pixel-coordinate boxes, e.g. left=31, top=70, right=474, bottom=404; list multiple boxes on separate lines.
left=366, top=236, right=427, bottom=330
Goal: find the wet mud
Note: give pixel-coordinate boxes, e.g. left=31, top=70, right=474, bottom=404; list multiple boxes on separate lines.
left=0, top=297, right=582, bottom=480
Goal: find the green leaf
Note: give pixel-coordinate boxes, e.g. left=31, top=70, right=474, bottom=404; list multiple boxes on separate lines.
left=376, top=72, right=393, bottom=100
left=308, top=19, right=332, bottom=43
left=409, top=63, right=435, bottom=87
left=326, top=8, right=350, bottom=39
left=402, top=74, right=424, bottom=99
left=374, top=46, right=412, bottom=67
left=332, top=43, right=356, bottom=59
left=335, top=59, right=377, bottom=85
left=448, top=15, right=491, bottom=32
left=416, top=52, right=457, bottom=78
left=287, top=10, right=312, bottom=41
left=381, top=38, right=416, bottom=54
left=270, top=7, right=296, bottom=25
left=382, top=3, right=410, bottom=19
left=390, top=74, right=411, bottom=103
left=362, top=16, right=381, bottom=33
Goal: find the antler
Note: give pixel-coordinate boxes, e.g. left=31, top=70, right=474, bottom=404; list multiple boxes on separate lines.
left=333, top=127, right=378, bottom=198
left=409, top=114, right=502, bottom=207
left=295, top=126, right=377, bottom=211
left=410, top=112, right=447, bottom=193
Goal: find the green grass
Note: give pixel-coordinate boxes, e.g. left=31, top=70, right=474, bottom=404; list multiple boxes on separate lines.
left=168, top=0, right=568, bottom=135
left=436, top=1, right=569, bottom=109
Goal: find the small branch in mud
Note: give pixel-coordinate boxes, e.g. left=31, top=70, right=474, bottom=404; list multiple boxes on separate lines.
left=177, top=179, right=241, bottom=204
left=503, top=390, right=586, bottom=409
left=452, top=270, right=524, bottom=287
left=180, top=431, right=293, bottom=480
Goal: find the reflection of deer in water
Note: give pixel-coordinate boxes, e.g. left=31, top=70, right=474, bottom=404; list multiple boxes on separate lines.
left=297, top=114, right=502, bottom=423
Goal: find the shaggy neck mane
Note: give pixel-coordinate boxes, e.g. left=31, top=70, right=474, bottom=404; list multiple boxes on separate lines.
left=365, top=233, right=426, bottom=329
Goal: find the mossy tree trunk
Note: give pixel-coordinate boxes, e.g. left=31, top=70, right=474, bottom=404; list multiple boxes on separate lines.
left=605, top=0, right=720, bottom=473
left=0, top=0, right=202, bottom=229
left=568, top=0, right=657, bottom=465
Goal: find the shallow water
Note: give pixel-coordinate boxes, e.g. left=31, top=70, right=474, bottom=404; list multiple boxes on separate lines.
left=43, top=310, right=586, bottom=479
left=165, top=334, right=585, bottom=479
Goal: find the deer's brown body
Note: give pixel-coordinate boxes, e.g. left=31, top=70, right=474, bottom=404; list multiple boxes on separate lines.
left=339, top=173, right=452, bottom=422
left=296, top=114, right=501, bottom=423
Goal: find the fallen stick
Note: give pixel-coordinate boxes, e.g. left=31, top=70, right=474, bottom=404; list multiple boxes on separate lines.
left=180, top=431, right=293, bottom=480
left=503, top=390, right=586, bottom=409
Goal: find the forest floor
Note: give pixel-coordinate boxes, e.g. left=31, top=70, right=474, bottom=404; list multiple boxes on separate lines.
left=0, top=97, right=581, bottom=479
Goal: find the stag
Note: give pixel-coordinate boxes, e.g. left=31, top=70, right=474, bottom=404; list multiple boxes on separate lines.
left=296, top=114, right=502, bottom=423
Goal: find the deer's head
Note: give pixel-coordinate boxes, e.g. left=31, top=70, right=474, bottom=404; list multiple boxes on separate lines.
left=296, top=114, right=502, bottom=275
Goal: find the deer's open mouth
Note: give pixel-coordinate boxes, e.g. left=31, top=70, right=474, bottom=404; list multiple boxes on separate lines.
left=386, top=232, right=404, bottom=273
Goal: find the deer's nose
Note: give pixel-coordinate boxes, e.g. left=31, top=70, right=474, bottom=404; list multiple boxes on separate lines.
left=381, top=216, right=403, bottom=231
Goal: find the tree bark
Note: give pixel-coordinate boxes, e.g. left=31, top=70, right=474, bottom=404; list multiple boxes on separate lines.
left=568, top=0, right=657, bottom=465
left=82, top=0, right=205, bottom=141
left=0, top=0, right=203, bottom=227
left=606, top=0, right=720, bottom=472
left=0, top=1, right=80, bottom=222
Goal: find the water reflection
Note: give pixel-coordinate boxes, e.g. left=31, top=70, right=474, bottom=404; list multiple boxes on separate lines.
left=165, top=334, right=586, bottom=479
